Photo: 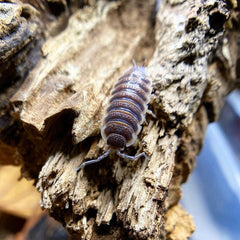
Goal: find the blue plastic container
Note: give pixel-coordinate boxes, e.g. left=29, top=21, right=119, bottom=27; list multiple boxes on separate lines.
left=181, top=90, right=240, bottom=240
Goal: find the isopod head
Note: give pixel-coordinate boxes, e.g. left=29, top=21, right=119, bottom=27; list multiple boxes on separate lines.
left=106, top=133, right=126, bottom=149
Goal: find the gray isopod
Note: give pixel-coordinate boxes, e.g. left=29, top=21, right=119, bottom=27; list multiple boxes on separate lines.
left=76, top=62, right=152, bottom=171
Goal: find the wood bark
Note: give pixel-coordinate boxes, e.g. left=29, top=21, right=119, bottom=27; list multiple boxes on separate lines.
left=0, top=0, right=239, bottom=239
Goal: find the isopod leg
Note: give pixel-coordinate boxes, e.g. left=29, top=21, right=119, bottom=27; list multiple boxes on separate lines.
left=116, top=150, right=149, bottom=161
left=147, top=109, right=156, bottom=118
left=75, top=149, right=111, bottom=172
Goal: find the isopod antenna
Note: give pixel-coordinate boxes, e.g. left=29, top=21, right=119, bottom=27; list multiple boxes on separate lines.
left=75, top=149, right=111, bottom=172
left=116, top=150, right=149, bottom=161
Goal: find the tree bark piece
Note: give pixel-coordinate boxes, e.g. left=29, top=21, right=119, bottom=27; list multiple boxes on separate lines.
left=165, top=204, right=195, bottom=240
left=0, top=166, right=41, bottom=219
left=0, top=0, right=239, bottom=239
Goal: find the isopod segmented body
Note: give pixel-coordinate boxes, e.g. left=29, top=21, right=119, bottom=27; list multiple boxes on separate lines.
left=76, top=63, right=152, bottom=171
left=101, top=65, right=152, bottom=149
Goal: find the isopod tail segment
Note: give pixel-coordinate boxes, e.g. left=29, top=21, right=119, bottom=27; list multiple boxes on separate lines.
left=75, top=149, right=149, bottom=172
left=132, top=59, right=146, bottom=68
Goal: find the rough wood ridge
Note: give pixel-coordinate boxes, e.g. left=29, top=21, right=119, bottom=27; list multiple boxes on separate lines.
left=0, top=0, right=239, bottom=239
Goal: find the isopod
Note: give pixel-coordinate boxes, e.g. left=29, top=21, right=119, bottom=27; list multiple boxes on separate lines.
left=76, top=62, right=152, bottom=171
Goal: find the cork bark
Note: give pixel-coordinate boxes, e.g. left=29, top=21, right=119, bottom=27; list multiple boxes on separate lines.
left=0, top=0, right=239, bottom=239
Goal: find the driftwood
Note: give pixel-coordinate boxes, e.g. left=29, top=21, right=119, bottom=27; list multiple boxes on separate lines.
left=0, top=0, right=239, bottom=239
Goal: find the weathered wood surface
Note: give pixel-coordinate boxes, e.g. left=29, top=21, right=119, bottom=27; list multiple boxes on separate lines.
left=0, top=0, right=239, bottom=239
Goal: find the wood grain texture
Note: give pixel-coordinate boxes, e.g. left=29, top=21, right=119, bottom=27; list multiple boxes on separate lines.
left=0, top=0, right=239, bottom=239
